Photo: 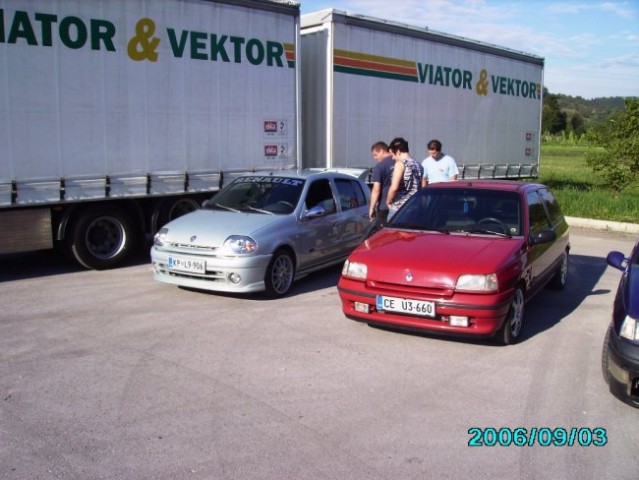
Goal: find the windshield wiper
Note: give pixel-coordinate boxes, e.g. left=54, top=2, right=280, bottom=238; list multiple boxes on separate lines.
left=467, top=227, right=511, bottom=238
left=212, top=202, right=240, bottom=213
left=392, top=223, right=450, bottom=233
left=245, top=206, right=274, bottom=215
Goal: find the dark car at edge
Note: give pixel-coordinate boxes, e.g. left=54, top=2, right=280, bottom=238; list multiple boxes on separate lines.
left=602, top=238, right=639, bottom=408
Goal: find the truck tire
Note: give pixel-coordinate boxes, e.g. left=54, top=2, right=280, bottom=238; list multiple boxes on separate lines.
left=67, top=207, right=136, bottom=270
left=155, top=197, right=201, bottom=230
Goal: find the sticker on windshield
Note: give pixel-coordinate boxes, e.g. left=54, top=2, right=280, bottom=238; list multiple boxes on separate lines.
left=236, top=177, right=304, bottom=187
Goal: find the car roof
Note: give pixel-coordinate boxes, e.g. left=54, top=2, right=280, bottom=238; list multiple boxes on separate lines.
left=426, top=179, right=546, bottom=193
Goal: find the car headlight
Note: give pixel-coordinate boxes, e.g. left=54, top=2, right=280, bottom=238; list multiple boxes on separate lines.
left=153, top=227, right=169, bottom=247
left=221, top=235, right=258, bottom=255
left=456, top=273, right=498, bottom=292
left=342, top=260, right=367, bottom=280
left=620, top=315, right=639, bottom=341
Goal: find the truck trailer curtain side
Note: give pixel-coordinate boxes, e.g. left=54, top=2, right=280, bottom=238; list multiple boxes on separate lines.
left=0, top=0, right=300, bottom=267
left=301, top=9, right=544, bottom=178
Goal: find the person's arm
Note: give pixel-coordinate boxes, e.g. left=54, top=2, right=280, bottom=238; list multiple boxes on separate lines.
left=386, top=162, right=404, bottom=208
left=448, top=157, right=459, bottom=181
left=369, top=182, right=381, bottom=218
left=421, top=160, right=428, bottom=188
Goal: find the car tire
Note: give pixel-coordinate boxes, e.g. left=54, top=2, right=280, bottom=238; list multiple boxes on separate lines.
left=548, top=250, right=569, bottom=290
left=499, top=286, right=525, bottom=345
left=601, top=324, right=612, bottom=386
left=264, top=249, right=295, bottom=297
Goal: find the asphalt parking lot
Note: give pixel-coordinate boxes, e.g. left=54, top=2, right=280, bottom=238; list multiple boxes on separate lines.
left=1, top=227, right=638, bottom=480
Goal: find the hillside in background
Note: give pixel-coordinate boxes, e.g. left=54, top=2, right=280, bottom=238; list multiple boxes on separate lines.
left=542, top=90, right=632, bottom=135
left=556, top=95, right=627, bottom=123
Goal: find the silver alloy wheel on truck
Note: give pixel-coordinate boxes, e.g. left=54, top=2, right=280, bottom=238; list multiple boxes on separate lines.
left=68, top=207, right=136, bottom=270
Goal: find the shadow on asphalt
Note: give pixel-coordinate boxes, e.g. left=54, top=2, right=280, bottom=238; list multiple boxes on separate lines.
left=0, top=247, right=151, bottom=283
left=178, top=262, right=344, bottom=301
left=1, top=249, right=610, bottom=342
left=520, top=253, right=611, bottom=342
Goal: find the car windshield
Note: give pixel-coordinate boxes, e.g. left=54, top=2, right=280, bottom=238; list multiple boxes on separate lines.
left=204, top=176, right=305, bottom=215
left=390, top=187, right=522, bottom=237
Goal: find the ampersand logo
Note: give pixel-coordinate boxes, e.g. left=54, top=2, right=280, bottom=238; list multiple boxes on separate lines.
left=475, top=69, right=489, bottom=96
left=127, top=18, right=160, bottom=62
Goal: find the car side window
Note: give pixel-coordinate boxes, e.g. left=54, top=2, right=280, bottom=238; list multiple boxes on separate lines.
left=305, top=179, right=336, bottom=214
left=538, top=188, right=563, bottom=227
left=527, top=191, right=550, bottom=236
left=335, top=179, right=366, bottom=211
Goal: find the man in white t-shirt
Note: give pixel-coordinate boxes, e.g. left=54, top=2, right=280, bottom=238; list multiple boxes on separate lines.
left=421, top=139, right=459, bottom=187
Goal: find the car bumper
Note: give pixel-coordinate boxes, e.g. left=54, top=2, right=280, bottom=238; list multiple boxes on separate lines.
left=150, top=247, right=272, bottom=293
left=337, top=278, right=513, bottom=338
left=605, top=327, right=639, bottom=408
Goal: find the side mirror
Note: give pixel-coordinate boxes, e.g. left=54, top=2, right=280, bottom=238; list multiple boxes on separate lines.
left=529, top=229, right=556, bottom=245
left=301, top=205, right=326, bottom=220
left=606, top=251, right=627, bottom=271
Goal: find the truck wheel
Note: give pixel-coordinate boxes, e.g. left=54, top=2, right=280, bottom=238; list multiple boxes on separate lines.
left=68, top=207, right=136, bottom=270
left=155, top=197, right=201, bottom=230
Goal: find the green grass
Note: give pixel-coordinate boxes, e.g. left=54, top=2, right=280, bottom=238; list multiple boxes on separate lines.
left=538, top=144, right=638, bottom=223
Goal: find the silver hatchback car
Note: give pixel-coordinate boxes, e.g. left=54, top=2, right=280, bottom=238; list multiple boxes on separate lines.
left=151, top=170, right=373, bottom=296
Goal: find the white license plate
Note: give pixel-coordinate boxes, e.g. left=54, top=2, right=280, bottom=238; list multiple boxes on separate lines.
left=376, top=295, right=435, bottom=317
left=168, top=255, right=205, bottom=274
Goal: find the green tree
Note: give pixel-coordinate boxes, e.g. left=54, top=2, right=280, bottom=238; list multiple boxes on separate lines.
left=586, top=98, right=639, bottom=192
left=569, top=111, right=586, bottom=136
left=542, top=93, right=567, bottom=134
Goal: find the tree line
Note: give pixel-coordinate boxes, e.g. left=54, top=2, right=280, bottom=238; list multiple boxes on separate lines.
left=542, top=90, right=639, bottom=192
left=542, top=88, right=627, bottom=137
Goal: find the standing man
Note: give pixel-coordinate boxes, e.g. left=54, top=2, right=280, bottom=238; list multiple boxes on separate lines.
left=421, top=139, right=459, bottom=187
left=368, top=141, right=394, bottom=229
left=386, top=137, right=422, bottom=220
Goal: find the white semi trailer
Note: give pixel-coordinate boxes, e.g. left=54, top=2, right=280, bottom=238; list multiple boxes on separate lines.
left=300, top=10, right=544, bottom=177
left=0, top=0, right=300, bottom=268
left=1, top=3, right=546, bottom=270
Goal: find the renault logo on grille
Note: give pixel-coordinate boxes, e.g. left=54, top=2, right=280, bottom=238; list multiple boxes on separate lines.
left=405, top=270, right=413, bottom=282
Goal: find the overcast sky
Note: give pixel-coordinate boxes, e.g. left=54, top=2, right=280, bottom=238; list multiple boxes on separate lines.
left=299, top=0, right=639, bottom=99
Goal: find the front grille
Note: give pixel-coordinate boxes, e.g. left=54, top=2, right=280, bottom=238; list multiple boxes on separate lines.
left=166, top=242, right=218, bottom=253
left=370, top=280, right=454, bottom=298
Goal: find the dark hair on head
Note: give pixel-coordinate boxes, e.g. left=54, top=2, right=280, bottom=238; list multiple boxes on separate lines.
left=427, top=139, right=442, bottom=151
left=388, top=137, right=409, bottom=154
left=371, top=141, right=389, bottom=151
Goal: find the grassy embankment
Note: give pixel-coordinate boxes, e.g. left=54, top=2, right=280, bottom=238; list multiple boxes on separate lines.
left=538, top=144, right=638, bottom=224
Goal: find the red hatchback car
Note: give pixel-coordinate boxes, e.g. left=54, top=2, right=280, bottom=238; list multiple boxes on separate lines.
left=338, top=180, right=570, bottom=344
